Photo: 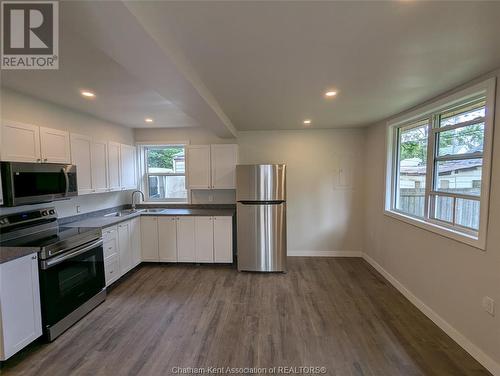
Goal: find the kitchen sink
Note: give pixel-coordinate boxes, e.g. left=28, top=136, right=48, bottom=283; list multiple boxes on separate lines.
left=141, top=208, right=165, bottom=213
left=103, top=208, right=165, bottom=217
left=104, top=209, right=141, bottom=217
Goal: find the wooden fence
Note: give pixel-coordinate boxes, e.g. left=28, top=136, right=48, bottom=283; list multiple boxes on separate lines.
left=399, top=188, right=479, bottom=229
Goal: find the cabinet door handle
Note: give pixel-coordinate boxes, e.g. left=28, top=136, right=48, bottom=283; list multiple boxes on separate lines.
left=31, top=255, right=37, bottom=260
left=36, top=158, right=41, bottom=162
left=44, top=158, right=48, bottom=162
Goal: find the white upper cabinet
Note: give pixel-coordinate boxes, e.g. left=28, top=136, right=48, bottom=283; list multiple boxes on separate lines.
left=120, top=144, right=137, bottom=190
left=1, top=121, right=41, bottom=162
left=39, top=127, right=71, bottom=163
left=1, top=122, right=70, bottom=164
left=158, top=217, right=178, bottom=262
left=0, top=253, right=42, bottom=361
left=107, top=142, right=121, bottom=191
left=186, top=144, right=238, bottom=190
left=186, top=145, right=211, bottom=189
left=91, top=140, right=108, bottom=193
left=195, top=217, right=214, bottom=263
left=211, top=144, right=238, bottom=189
left=70, top=134, right=93, bottom=195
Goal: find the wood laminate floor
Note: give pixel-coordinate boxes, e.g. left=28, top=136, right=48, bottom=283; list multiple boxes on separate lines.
left=0, top=258, right=491, bottom=376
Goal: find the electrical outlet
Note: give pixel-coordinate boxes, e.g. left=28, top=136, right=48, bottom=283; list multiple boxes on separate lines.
left=482, top=296, right=495, bottom=316
left=76, top=205, right=81, bottom=213
left=208, top=194, right=214, bottom=202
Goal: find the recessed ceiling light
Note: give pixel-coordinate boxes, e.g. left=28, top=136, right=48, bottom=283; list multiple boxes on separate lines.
left=303, top=119, right=312, bottom=125
left=80, top=90, right=95, bottom=98
left=145, top=118, right=154, bottom=123
left=325, top=90, right=337, bottom=97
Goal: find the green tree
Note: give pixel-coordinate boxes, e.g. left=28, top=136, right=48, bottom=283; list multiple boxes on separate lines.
left=147, top=147, right=183, bottom=170
left=400, top=126, right=427, bottom=162
left=438, top=124, right=484, bottom=154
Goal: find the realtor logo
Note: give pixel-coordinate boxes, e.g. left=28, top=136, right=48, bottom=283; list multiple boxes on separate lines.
left=1, top=1, right=59, bottom=69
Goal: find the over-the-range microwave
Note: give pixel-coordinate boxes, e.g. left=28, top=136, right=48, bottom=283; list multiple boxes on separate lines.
left=0, top=162, right=78, bottom=207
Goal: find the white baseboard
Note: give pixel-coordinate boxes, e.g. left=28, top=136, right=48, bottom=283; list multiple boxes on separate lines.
left=361, top=252, right=500, bottom=376
left=287, top=250, right=363, bottom=257
left=285, top=249, right=500, bottom=374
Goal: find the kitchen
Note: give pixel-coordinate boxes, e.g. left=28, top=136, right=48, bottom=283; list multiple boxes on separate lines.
left=1, top=1, right=500, bottom=376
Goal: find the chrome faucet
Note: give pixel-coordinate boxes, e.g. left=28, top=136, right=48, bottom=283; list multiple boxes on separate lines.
left=131, top=190, right=145, bottom=211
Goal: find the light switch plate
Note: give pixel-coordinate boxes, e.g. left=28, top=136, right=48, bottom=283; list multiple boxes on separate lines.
left=482, top=296, right=495, bottom=316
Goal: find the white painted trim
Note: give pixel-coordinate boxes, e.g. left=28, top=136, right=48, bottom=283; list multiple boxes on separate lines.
left=384, top=77, right=496, bottom=251
left=383, top=209, right=484, bottom=249
left=284, top=250, right=499, bottom=373
left=387, top=77, right=496, bottom=127
left=287, top=250, right=362, bottom=257
left=135, top=140, right=190, bottom=146
left=361, top=252, right=500, bottom=376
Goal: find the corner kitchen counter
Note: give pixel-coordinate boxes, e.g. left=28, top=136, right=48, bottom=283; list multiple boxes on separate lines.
left=0, top=246, right=40, bottom=264
left=63, top=207, right=235, bottom=229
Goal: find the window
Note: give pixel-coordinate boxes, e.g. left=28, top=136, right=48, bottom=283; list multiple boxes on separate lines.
left=386, top=78, right=495, bottom=249
left=143, top=145, right=187, bottom=202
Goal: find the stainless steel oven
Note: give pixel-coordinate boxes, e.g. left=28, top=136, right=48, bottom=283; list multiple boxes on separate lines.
left=0, top=162, right=78, bottom=206
left=0, top=207, right=106, bottom=342
left=39, top=238, right=105, bottom=341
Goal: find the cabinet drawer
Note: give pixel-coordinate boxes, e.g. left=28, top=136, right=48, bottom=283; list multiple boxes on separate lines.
left=103, top=238, right=118, bottom=259
left=102, top=225, right=117, bottom=241
left=104, top=254, right=120, bottom=286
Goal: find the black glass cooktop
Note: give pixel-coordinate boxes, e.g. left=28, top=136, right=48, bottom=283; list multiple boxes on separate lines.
left=0, top=226, right=97, bottom=248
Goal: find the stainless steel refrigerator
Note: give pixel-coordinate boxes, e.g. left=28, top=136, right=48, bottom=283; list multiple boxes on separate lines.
left=236, top=164, right=287, bottom=272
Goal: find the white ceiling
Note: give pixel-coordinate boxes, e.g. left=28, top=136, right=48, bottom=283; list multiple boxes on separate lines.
left=126, top=1, right=500, bottom=130
left=1, top=28, right=199, bottom=129
left=2, top=1, right=500, bottom=133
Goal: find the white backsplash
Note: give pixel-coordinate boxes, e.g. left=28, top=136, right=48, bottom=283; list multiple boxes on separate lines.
left=190, top=190, right=236, bottom=204
left=0, top=191, right=131, bottom=218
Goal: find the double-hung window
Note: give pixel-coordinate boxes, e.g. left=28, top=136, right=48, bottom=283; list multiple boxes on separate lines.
left=386, top=78, right=496, bottom=249
left=142, top=145, right=188, bottom=202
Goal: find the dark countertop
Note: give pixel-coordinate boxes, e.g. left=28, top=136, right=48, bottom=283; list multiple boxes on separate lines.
left=64, top=208, right=235, bottom=229
left=0, top=205, right=235, bottom=263
left=0, top=246, right=39, bottom=264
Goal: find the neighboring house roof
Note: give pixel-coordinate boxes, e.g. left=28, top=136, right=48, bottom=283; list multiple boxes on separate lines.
left=401, top=159, right=482, bottom=176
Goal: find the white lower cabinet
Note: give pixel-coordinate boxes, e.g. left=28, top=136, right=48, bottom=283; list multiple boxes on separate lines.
left=158, top=217, right=177, bottom=262
left=102, top=215, right=232, bottom=281
left=103, top=217, right=142, bottom=287
left=140, top=215, right=233, bottom=264
left=130, top=217, right=142, bottom=267
left=177, top=217, right=196, bottom=262
left=0, top=253, right=42, bottom=361
left=213, top=216, right=233, bottom=263
left=104, top=254, right=120, bottom=286
left=195, top=217, right=214, bottom=263
left=118, top=222, right=132, bottom=275
left=141, top=216, right=159, bottom=261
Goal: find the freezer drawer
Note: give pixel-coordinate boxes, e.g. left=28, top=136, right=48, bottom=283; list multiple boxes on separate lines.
left=237, top=202, right=286, bottom=272
left=236, top=164, right=286, bottom=202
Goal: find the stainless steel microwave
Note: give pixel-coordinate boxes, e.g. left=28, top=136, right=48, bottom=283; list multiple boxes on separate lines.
left=0, top=162, right=78, bottom=206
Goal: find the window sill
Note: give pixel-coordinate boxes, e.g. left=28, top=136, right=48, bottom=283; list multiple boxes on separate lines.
left=383, top=209, right=485, bottom=250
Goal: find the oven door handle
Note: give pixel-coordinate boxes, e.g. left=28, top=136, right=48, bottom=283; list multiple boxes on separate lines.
left=40, top=239, right=103, bottom=269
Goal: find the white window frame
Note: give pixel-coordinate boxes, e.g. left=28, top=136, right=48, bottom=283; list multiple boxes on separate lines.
left=138, top=142, right=189, bottom=204
left=385, top=78, right=496, bottom=250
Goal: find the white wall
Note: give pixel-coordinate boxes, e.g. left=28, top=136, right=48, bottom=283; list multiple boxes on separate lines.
left=238, top=129, right=365, bottom=256
left=0, top=88, right=135, bottom=217
left=363, top=70, right=500, bottom=373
